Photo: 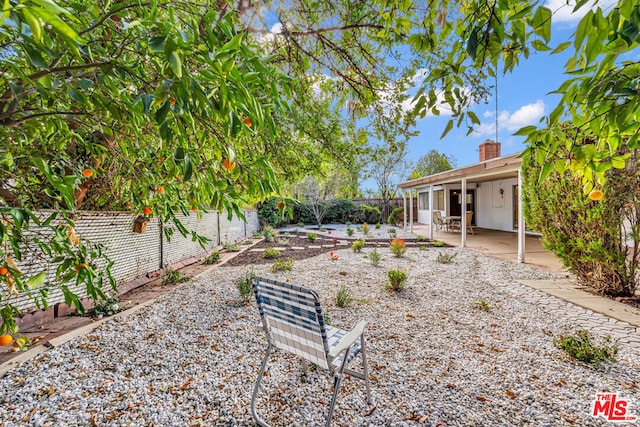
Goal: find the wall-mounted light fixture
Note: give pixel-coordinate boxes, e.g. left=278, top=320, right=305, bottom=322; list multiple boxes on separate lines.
left=499, top=188, right=504, bottom=198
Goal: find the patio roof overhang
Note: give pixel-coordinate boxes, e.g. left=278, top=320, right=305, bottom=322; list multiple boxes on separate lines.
left=398, top=152, right=522, bottom=190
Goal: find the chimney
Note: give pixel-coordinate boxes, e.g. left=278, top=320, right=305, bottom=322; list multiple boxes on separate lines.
left=479, top=140, right=501, bottom=162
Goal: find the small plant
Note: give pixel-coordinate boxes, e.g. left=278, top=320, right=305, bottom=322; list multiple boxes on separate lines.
left=386, top=269, right=407, bottom=291
left=417, top=235, right=427, bottom=242
left=271, top=257, right=294, bottom=272
left=352, top=239, right=365, bottom=252
left=375, top=223, right=381, bottom=229
left=323, top=313, right=332, bottom=326
left=369, top=248, right=381, bottom=267
left=554, top=330, right=618, bottom=366
left=260, top=226, right=277, bottom=242
left=336, top=285, right=354, bottom=307
left=263, top=248, right=281, bottom=259
left=389, top=238, right=407, bottom=258
left=356, top=225, right=363, bottom=232
left=86, top=296, right=124, bottom=318
left=235, top=271, right=255, bottom=304
left=319, top=227, right=327, bottom=232
left=203, top=251, right=221, bottom=265
left=346, top=228, right=354, bottom=236
left=388, top=228, right=397, bottom=238
left=433, top=240, right=444, bottom=247
left=474, top=299, right=491, bottom=312
left=306, top=232, right=318, bottom=242
left=436, top=252, right=457, bottom=264
left=362, top=222, right=370, bottom=234
left=329, top=251, right=339, bottom=261
left=276, top=237, right=290, bottom=246
left=162, top=269, right=189, bottom=285
left=223, top=241, right=241, bottom=252
left=332, top=237, right=339, bottom=243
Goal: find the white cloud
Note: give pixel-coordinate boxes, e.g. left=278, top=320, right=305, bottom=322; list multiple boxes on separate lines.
left=473, top=100, right=545, bottom=137
left=544, top=0, right=617, bottom=24
left=271, top=23, right=283, bottom=34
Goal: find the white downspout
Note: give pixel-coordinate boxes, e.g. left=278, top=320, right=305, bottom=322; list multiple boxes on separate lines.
left=402, top=190, right=407, bottom=230
left=461, top=178, right=467, bottom=247
left=409, top=189, right=414, bottom=233
left=429, top=185, right=434, bottom=239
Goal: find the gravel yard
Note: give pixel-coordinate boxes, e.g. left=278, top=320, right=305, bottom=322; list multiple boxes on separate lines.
left=0, top=245, right=639, bottom=426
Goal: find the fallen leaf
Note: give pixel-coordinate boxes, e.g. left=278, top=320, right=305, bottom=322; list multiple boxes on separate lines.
left=505, top=390, right=516, bottom=399
left=476, top=396, right=488, bottom=402
left=419, top=414, right=429, bottom=423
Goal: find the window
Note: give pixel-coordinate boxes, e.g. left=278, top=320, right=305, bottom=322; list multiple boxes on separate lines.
left=433, top=190, right=445, bottom=210
left=418, top=192, right=429, bottom=210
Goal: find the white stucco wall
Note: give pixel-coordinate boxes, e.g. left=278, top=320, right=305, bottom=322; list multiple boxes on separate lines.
left=476, top=178, right=517, bottom=231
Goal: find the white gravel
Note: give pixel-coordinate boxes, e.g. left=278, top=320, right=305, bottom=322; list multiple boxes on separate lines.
left=1, top=245, right=639, bottom=426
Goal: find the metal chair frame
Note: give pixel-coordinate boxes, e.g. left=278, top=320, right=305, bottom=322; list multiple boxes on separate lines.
left=251, top=276, right=372, bottom=427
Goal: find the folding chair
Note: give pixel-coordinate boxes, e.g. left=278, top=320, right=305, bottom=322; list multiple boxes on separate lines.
left=251, top=276, right=372, bottom=427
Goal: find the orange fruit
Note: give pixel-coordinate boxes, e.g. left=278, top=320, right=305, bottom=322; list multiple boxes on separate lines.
left=0, top=335, right=12, bottom=346
left=243, top=117, right=252, bottom=127
left=589, top=190, right=604, bottom=201
left=0, top=267, right=8, bottom=275
left=169, top=98, right=176, bottom=105
left=12, top=337, right=26, bottom=349
left=156, top=187, right=165, bottom=194
left=143, top=207, right=152, bottom=215
left=82, top=169, right=93, bottom=178
left=223, top=158, right=236, bottom=171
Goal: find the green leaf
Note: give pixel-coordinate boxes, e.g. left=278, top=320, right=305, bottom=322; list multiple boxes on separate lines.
left=531, top=40, right=551, bottom=51
left=440, top=119, right=453, bottom=139
left=467, top=111, right=480, bottom=125
left=174, top=147, right=185, bottom=161
left=538, top=161, right=554, bottom=183
left=25, top=272, right=46, bottom=289
left=466, top=27, right=479, bottom=61
left=183, top=155, right=193, bottom=181
left=551, top=41, right=571, bottom=54
left=149, top=36, right=167, bottom=52
left=532, top=6, right=552, bottom=43
left=513, top=125, right=537, bottom=136
left=22, top=7, right=42, bottom=42
left=168, top=51, right=182, bottom=79
left=611, top=157, right=625, bottom=169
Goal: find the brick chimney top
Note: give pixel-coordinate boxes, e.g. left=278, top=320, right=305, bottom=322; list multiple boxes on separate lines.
left=479, top=140, right=501, bottom=162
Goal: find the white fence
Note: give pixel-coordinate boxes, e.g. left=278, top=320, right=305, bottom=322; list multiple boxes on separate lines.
left=4, top=209, right=259, bottom=313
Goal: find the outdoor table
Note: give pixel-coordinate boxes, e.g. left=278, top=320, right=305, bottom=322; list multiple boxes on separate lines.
left=442, top=216, right=461, bottom=232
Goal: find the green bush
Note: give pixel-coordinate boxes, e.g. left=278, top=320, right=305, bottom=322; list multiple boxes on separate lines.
left=352, top=239, right=365, bottom=252
left=389, top=238, right=407, bottom=258
left=386, top=269, right=407, bottom=291
left=271, top=257, right=294, bottom=272
left=369, top=248, right=381, bottom=266
left=436, top=252, right=457, bottom=264
left=346, top=228, right=354, bottom=236
left=306, top=232, right=318, bottom=242
left=235, top=271, right=255, bottom=304
left=260, top=225, right=277, bottom=242
left=324, top=198, right=356, bottom=223
left=523, top=140, right=640, bottom=297
left=203, top=251, right=221, bottom=265
left=353, top=204, right=381, bottom=224
left=554, top=330, right=618, bottom=366
left=162, top=269, right=189, bottom=285
left=387, top=207, right=404, bottom=225
left=336, top=285, right=354, bottom=307
left=257, top=197, right=289, bottom=228
left=263, top=248, right=281, bottom=259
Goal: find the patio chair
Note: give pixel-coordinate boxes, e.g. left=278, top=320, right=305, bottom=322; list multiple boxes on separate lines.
left=432, top=211, right=446, bottom=231
left=251, top=276, right=372, bottom=427
left=466, top=211, right=474, bottom=235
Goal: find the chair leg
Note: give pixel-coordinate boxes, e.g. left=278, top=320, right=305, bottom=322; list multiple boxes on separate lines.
left=359, top=335, right=373, bottom=405
left=251, top=345, right=272, bottom=427
left=326, top=351, right=351, bottom=427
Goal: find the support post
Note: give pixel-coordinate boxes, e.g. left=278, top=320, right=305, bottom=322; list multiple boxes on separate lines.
left=429, top=185, right=434, bottom=239
left=402, top=190, right=407, bottom=230
left=409, top=190, right=413, bottom=233
left=461, top=179, right=467, bottom=247
left=517, top=169, right=525, bottom=263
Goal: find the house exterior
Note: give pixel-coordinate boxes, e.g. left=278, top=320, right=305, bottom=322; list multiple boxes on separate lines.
left=398, top=140, right=527, bottom=262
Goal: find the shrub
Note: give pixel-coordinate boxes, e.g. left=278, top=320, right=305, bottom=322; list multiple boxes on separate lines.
left=263, top=248, right=281, bottom=259
left=369, top=248, right=381, bottom=266
left=416, top=235, right=427, bottom=242
left=389, top=238, right=407, bottom=257
left=271, top=257, right=294, bottom=272
left=362, top=222, right=370, bottom=234
left=306, top=232, right=318, bottom=242
left=324, top=199, right=356, bottom=223
left=353, top=204, right=381, bottom=224
left=387, top=207, right=404, bottom=225
left=375, top=223, right=381, bottom=229
left=346, top=228, right=354, bottom=236
left=162, top=269, right=189, bottom=285
left=387, top=269, right=407, bottom=291
left=474, top=300, right=491, bottom=311
left=433, top=240, right=444, bottom=247
left=257, top=197, right=289, bottom=228
left=523, top=139, right=640, bottom=297
left=203, top=251, right=221, bottom=265
left=86, top=296, right=123, bottom=318
left=388, top=228, right=397, bottom=238
left=336, top=285, right=354, bottom=307
left=276, top=237, right=289, bottom=246
left=235, top=271, right=255, bottom=304
left=260, top=226, right=277, bottom=242
left=436, top=252, right=457, bottom=264
left=223, top=241, right=241, bottom=252
left=352, top=239, right=365, bottom=252
left=554, top=330, right=618, bottom=366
